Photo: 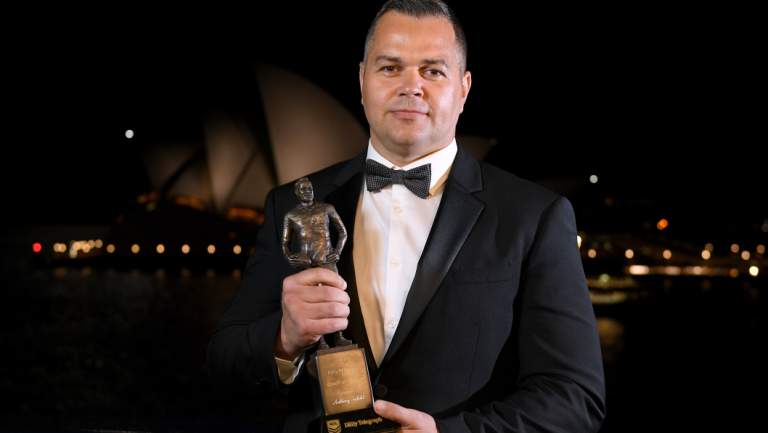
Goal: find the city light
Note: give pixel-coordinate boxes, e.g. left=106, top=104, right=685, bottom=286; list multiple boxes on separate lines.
left=106, top=244, right=116, bottom=253
left=32, top=242, right=42, bottom=253
left=741, top=251, right=750, bottom=261
left=704, top=243, right=714, bottom=251
left=628, top=265, right=650, bottom=275
left=589, top=175, right=598, bottom=184
left=233, top=245, right=242, bottom=255
left=131, top=244, right=140, bottom=254
left=577, top=235, right=582, bottom=249
left=625, top=249, right=634, bottom=259
left=663, top=266, right=682, bottom=275
left=181, top=244, right=190, bottom=254
left=662, top=249, right=672, bottom=260
left=730, top=243, right=740, bottom=253
left=125, top=129, right=134, bottom=139
left=207, top=244, right=216, bottom=255
left=587, top=248, right=597, bottom=258
left=156, top=244, right=165, bottom=254
left=701, top=250, right=711, bottom=260
left=690, top=266, right=704, bottom=275
left=656, top=219, right=669, bottom=231
left=749, top=266, right=759, bottom=277
left=757, top=244, right=766, bottom=255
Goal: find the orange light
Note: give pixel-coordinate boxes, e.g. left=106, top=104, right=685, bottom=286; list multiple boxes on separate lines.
left=587, top=249, right=597, bottom=259
left=32, top=242, right=42, bottom=253
left=207, top=244, right=216, bottom=255
left=624, top=249, right=634, bottom=259
left=701, top=250, right=711, bottom=260
left=662, top=249, right=672, bottom=260
left=628, top=265, right=650, bottom=275
left=181, top=244, right=190, bottom=254
left=656, top=219, right=669, bottom=231
left=233, top=245, right=242, bottom=255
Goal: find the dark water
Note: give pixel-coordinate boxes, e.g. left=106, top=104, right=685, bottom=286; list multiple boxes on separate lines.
left=1, top=261, right=765, bottom=432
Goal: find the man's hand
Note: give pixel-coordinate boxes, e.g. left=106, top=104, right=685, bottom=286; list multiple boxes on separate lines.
left=373, top=400, right=438, bottom=432
left=275, top=267, right=350, bottom=360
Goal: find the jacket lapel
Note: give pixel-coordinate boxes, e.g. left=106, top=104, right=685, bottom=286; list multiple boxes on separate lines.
left=380, top=145, right=485, bottom=367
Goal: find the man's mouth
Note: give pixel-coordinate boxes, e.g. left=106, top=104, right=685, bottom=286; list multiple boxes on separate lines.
left=390, top=109, right=428, bottom=120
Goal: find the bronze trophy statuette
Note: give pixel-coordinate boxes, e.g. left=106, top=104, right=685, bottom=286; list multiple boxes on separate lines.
left=282, top=177, right=398, bottom=433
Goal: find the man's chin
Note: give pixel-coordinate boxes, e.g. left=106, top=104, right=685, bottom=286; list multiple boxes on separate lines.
left=387, top=132, right=430, bottom=149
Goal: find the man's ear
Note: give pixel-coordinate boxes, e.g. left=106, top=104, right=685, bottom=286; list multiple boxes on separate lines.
left=359, top=61, right=365, bottom=105
left=459, top=70, right=472, bottom=113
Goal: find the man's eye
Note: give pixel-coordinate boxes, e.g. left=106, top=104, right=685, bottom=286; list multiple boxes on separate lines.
left=380, top=65, right=398, bottom=72
left=426, top=69, right=446, bottom=77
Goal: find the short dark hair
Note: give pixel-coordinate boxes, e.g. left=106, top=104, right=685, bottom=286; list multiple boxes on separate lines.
left=363, top=0, right=468, bottom=72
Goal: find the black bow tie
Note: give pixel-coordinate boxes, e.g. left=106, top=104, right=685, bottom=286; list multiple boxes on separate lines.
left=365, top=159, right=431, bottom=199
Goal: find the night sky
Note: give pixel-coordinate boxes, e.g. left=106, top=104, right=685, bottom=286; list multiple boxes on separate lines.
left=6, top=2, right=763, bottom=229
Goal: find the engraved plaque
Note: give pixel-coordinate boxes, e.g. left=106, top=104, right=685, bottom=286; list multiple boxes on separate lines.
left=316, top=346, right=373, bottom=415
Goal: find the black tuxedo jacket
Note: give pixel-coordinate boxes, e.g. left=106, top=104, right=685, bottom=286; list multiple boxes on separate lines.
left=207, top=145, right=605, bottom=432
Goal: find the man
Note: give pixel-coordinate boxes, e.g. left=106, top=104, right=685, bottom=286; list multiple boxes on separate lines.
left=207, top=1, right=606, bottom=432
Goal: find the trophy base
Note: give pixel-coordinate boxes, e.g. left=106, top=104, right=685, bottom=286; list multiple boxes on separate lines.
left=321, top=407, right=399, bottom=433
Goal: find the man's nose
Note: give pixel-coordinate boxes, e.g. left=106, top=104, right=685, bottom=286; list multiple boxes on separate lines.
left=397, top=68, right=424, bottom=98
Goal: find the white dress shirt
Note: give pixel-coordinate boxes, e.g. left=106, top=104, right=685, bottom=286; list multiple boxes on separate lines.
left=276, top=139, right=457, bottom=384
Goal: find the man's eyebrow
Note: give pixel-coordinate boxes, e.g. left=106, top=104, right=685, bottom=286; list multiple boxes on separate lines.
left=374, top=55, right=402, bottom=64
left=373, top=56, right=450, bottom=68
left=423, top=59, right=449, bottom=68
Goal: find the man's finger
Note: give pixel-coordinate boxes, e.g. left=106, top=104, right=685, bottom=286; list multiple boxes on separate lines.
left=373, top=400, right=422, bottom=427
left=304, top=302, right=350, bottom=319
left=309, top=318, right=349, bottom=335
left=293, top=285, right=350, bottom=304
left=293, top=267, right=347, bottom=289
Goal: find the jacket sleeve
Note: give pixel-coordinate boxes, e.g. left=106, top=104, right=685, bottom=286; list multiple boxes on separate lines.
left=436, top=197, right=606, bottom=433
left=206, top=188, right=297, bottom=395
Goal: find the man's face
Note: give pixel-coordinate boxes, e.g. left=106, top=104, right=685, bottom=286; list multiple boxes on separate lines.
left=296, top=181, right=313, bottom=203
left=360, top=12, right=471, bottom=158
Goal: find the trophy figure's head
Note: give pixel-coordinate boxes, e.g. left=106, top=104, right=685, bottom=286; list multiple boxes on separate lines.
left=294, top=177, right=314, bottom=206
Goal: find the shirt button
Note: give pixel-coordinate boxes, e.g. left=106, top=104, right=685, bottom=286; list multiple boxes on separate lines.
left=393, top=206, right=403, bottom=214
left=387, top=320, right=396, bottom=329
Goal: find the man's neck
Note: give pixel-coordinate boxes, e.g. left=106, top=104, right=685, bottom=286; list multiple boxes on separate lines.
left=370, top=139, right=451, bottom=167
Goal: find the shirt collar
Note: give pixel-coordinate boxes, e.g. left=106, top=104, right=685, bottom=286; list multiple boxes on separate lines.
left=365, top=139, right=457, bottom=195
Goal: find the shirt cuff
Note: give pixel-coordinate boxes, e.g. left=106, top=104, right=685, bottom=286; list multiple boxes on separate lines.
left=275, top=352, right=305, bottom=385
